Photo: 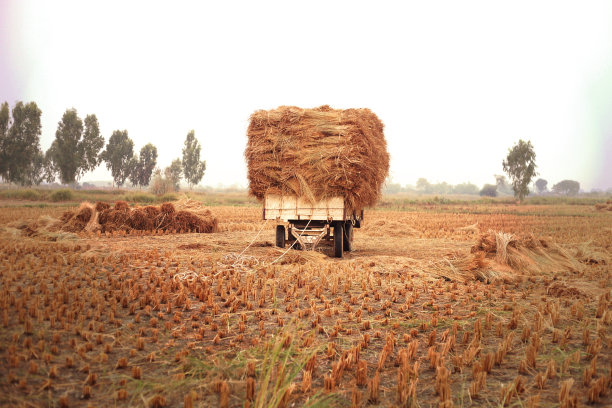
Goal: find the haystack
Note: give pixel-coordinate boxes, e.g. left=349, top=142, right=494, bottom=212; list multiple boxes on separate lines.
left=58, top=201, right=218, bottom=234
left=59, top=202, right=102, bottom=233
left=245, top=105, right=389, bottom=210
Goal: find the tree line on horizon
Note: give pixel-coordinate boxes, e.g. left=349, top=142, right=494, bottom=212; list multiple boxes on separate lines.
left=387, top=139, right=612, bottom=199
left=386, top=139, right=600, bottom=199
left=0, top=101, right=206, bottom=193
left=385, top=177, right=590, bottom=197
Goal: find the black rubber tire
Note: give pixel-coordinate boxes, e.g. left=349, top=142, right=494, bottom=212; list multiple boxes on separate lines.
left=343, top=222, right=353, bottom=252
left=333, top=223, right=344, bottom=258
left=275, top=225, right=285, bottom=248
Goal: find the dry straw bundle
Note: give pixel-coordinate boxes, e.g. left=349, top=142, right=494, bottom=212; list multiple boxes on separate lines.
left=57, top=201, right=218, bottom=234
left=245, top=105, right=389, bottom=210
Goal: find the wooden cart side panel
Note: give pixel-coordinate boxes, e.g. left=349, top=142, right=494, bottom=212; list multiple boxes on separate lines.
left=264, top=195, right=345, bottom=221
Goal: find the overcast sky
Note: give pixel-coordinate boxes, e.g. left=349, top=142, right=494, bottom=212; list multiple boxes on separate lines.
left=1, top=0, right=611, bottom=190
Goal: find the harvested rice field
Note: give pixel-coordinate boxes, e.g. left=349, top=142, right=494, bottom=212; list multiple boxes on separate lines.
left=1, top=198, right=611, bottom=407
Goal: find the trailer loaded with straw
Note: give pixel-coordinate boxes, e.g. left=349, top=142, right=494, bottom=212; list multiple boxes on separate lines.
left=245, top=105, right=389, bottom=257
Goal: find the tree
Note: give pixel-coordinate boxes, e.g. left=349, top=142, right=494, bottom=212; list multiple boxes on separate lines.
left=165, top=158, right=183, bottom=191
left=480, top=184, right=498, bottom=197
left=384, top=182, right=402, bottom=194
left=27, top=151, right=47, bottom=186
left=0, top=102, right=9, bottom=180
left=416, top=178, right=432, bottom=193
left=42, top=149, right=56, bottom=183
left=129, top=143, right=158, bottom=188
left=46, top=110, right=82, bottom=184
left=45, top=109, right=104, bottom=185
left=552, top=180, right=580, bottom=195
left=431, top=182, right=452, bottom=195
left=452, top=182, right=479, bottom=195
left=138, top=144, right=157, bottom=186
left=502, top=140, right=537, bottom=202
left=0, top=101, right=44, bottom=185
left=150, top=168, right=174, bottom=195
left=181, top=130, right=206, bottom=188
left=100, top=130, right=134, bottom=187
left=535, top=178, right=548, bottom=194
left=494, top=175, right=513, bottom=195
left=81, top=114, right=105, bottom=174
left=127, top=156, right=140, bottom=187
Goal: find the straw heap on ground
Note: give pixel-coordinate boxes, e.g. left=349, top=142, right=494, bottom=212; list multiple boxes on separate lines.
left=245, top=105, right=389, bottom=210
left=58, top=200, right=218, bottom=234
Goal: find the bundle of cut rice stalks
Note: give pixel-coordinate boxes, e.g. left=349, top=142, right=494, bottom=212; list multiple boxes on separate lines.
left=468, top=230, right=584, bottom=280
left=245, top=105, right=389, bottom=210
left=55, top=201, right=218, bottom=234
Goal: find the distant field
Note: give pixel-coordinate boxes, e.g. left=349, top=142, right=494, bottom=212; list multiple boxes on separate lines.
left=1, top=186, right=610, bottom=208
left=0, top=187, right=259, bottom=207
left=0, top=191, right=610, bottom=407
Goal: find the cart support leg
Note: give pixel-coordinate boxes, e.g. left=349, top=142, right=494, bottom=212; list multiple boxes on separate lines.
left=333, top=222, right=344, bottom=258
left=276, top=225, right=285, bottom=248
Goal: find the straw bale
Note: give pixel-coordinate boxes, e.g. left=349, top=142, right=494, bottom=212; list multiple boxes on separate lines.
left=84, top=210, right=101, bottom=232
left=114, top=201, right=130, bottom=211
left=160, top=203, right=176, bottom=214
left=53, top=200, right=218, bottom=235
left=60, top=210, right=75, bottom=223
left=174, top=198, right=213, bottom=218
left=470, top=230, right=583, bottom=276
left=173, top=210, right=217, bottom=233
left=143, top=206, right=161, bottom=219
left=97, top=209, right=110, bottom=226
left=96, top=202, right=110, bottom=212
left=245, top=105, right=389, bottom=210
left=128, top=208, right=153, bottom=231
left=99, top=208, right=130, bottom=232
left=61, top=202, right=97, bottom=233
left=76, top=207, right=93, bottom=224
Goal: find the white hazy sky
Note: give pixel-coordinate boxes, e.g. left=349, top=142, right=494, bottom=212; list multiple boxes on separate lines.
left=2, top=0, right=612, bottom=190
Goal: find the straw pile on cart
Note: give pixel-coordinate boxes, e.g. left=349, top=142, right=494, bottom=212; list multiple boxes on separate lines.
left=245, top=105, right=389, bottom=210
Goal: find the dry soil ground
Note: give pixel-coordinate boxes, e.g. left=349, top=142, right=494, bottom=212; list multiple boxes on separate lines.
left=0, top=202, right=610, bottom=407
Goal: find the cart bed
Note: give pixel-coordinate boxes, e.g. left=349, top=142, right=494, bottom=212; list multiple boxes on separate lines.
left=263, top=195, right=345, bottom=222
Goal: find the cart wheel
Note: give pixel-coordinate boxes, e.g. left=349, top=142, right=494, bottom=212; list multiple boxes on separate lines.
left=276, top=225, right=285, bottom=248
left=343, top=222, right=353, bottom=252
left=333, top=223, right=344, bottom=258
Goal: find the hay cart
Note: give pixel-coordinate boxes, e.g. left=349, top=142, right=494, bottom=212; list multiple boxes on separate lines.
left=264, top=194, right=362, bottom=258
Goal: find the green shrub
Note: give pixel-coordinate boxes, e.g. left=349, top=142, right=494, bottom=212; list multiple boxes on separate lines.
left=0, top=189, right=42, bottom=200
left=158, top=193, right=177, bottom=202
left=81, top=189, right=117, bottom=195
left=50, top=189, right=74, bottom=202
left=479, top=184, right=498, bottom=197
left=120, top=193, right=156, bottom=203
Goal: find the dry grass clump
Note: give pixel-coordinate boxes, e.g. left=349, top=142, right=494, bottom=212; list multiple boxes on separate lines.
left=245, top=105, right=389, bottom=210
